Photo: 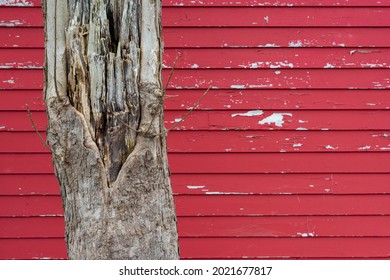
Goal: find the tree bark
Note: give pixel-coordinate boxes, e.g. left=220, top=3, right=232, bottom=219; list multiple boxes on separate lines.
left=43, top=0, right=179, bottom=259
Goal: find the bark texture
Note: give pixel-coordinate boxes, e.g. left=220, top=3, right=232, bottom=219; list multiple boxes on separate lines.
left=43, top=0, right=179, bottom=259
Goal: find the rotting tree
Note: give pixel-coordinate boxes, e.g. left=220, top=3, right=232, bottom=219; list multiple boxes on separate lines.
left=42, top=0, right=179, bottom=259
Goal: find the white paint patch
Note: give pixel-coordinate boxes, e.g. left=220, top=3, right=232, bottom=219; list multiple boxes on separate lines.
left=0, top=126, right=5, bottom=129
left=298, top=120, right=306, bottom=123
left=258, top=113, right=292, bottom=127
left=293, top=143, right=303, bottom=147
left=0, top=19, right=25, bottom=26
left=3, top=79, right=15, bottom=84
left=231, top=110, right=264, bottom=117
left=324, top=145, right=336, bottom=150
left=191, top=64, right=199, bottom=69
left=174, top=118, right=183, bottom=123
left=358, top=146, right=371, bottom=150
left=187, top=185, right=205, bottom=189
left=297, top=232, right=315, bottom=238
left=274, top=70, right=281, bottom=75
left=0, top=0, right=34, bottom=6
left=230, top=85, right=246, bottom=89
left=296, top=127, right=308, bottom=131
left=264, top=16, right=269, bottom=24
left=324, top=63, right=335, bottom=69
left=288, top=40, right=303, bottom=47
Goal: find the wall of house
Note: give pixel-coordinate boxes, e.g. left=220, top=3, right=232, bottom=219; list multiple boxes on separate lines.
left=1, top=0, right=390, bottom=259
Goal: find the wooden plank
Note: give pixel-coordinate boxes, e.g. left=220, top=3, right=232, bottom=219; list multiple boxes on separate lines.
left=2, top=131, right=390, bottom=153
left=164, top=89, right=390, bottom=110
left=164, top=7, right=390, bottom=27
left=1, top=153, right=390, bottom=174
left=0, top=0, right=41, bottom=6
left=163, top=69, right=390, bottom=89
left=0, top=238, right=66, bottom=260
left=2, top=110, right=390, bottom=132
left=0, top=7, right=42, bottom=27
left=163, top=0, right=390, bottom=7
left=164, top=28, right=390, bottom=48
left=0, top=69, right=42, bottom=89
left=2, top=194, right=390, bottom=217
left=0, top=217, right=64, bottom=238
left=175, top=195, right=390, bottom=216
left=2, top=173, right=390, bottom=195
left=164, top=48, right=390, bottom=69
left=171, top=173, right=390, bottom=195
left=180, top=237, right=390, bottom=259
left=177, top=216, right=390, bottom=237
left=0, top=174, right=59, bottom=195
left=0, top=49, right=43, bottom=69
left=2, top=216, right=390, bottom=238
left=3, top=28, right=390, bottom=48
left=0, top=90, right=45, bottom=110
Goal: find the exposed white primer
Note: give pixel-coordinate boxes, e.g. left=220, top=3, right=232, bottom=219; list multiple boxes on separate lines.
left=0, top=0, right=34, bottom=6
left=174, top=118, right=183, bottom=123
left=231, top=110, right=264, bottom=117
left=0, top=19, right=25, bottom=26
left=187, top=185, right=205, bottom=189
left=258, top=113, right=292, bottom=127
left=274, top=70, right=281, bottom=75
left=296, top=127, right=308, bottom=131
left=324, top=145, right=336, bottom=150
left=264, top=16, right=269, bottom=24
left=288, top=40, right=303, bottom=47
left=324, top=63, right=335, bottom=69
left=191, top=64, right=199, bottom=69
left=3, top=79, right=15, bottom=84
left=297, top=232, right=315, bottom=238
left=293, top=143, right=303, bottom=147
left=230, top=85, right=246, bottom=89
left=358, top=146, right=371, bottom=150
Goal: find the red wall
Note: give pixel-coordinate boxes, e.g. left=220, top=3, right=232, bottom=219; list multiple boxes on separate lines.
left=1, top=0, right=390, bottom=259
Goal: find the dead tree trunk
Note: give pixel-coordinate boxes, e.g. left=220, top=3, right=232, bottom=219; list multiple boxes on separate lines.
left=42, top=0, right=179, bottom=259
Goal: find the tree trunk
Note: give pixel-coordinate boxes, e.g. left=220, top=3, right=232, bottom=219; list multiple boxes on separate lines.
left=42, top=0, right=179, bottom=259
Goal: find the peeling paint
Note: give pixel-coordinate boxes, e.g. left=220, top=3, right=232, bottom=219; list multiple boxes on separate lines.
left=231, top=110, right=264, bottom=117
left=264, top=16, right=269, bottom=24
left=0, top=19, right=25, bottom=26
left=288, top=40, right=303, bottom=47
left=293, top=143, right=303, bottom=147
left=0, top=0, right=34, bottom=6
left=297, top=232, right=315, bottom=238
left=274, top=70, right=281, bottom=75
left=358, top=146, right=371, bottom=150
left=174, top=118, right=183, bottom=123
left=324, top=145, right=336, bottom=150
left=191, top=64, right=199, bottom=69
left=324, top=63, right=335, bottom=69
left=2, top=79, right=15, bottom=84
left=186, top=185, right=205, bottom=189
left=0, top=126, right=5, bottom=130
left=296, top=127, right=308, bottom=131
left=230, top=85, right=246, bottom=89
left=258, top=113, right=292, bottom=127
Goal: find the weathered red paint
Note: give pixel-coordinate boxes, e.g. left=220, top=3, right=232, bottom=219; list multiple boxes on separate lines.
left=1, top=0, right=390, bottom=260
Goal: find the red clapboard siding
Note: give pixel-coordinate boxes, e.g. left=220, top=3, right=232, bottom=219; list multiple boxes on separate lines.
left=177, top=216, right=390, bottom=237
left=180, top=237, right=390, bottom=259
left=2, top=131, right=390, bottom=153
left=1, top=153, right=390, bottom=174
left=2, top=194, right=390, bottom=217
left=164, top=48, right=390, bottom=69
left=0, top=0, right=41, bottom=6
left=163, top=28, right=390, bottom=48
left=2, top=173, right=390, bottom=196
left=0, top=174, right=59, bottom=195
left=0, top=239, right=67, bottom=260
left=4, top=110, right=390, bottom=131
left=3, top=28, right=390, bottom=48
left=0, top=49, right=43, bottom=69
left=3, top=7, right=390, bottom=27
left=163, top=7, right=390, bottom=27
left=2, top=216, right=390, bottom=238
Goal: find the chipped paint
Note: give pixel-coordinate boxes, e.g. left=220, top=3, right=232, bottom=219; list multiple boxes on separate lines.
left=293, top=143, right=303, bottom=147
left=297, top=232, right=315, bottom=238
left=0, top=0, right=34, bottom=6
left=358, top=146, right=371, bottom=150
left=174, top=118, right=183, bottom=123
left=264, top=16, right=269, bottom=24
left=2, top=79, right=15, bottom=84
left=191, top=64, right=199, bottom=69
left=231, top=110, right=264, bottom=117
left=0, top=19, right=25, bottom=26
left=296, top=127, right=308, bottom=131
left=186, top=185, right=205, bottom=189
left=230, top=85, right=246, bottom=89
left=324, top=145, right=336, bottom=150
left=288, top=40, right=303, bottom=47
left=274, top=70, right=281, bottom=75
left=324, top=63, right=335, bottom=69
left=258, top=113, right=292, bottom=127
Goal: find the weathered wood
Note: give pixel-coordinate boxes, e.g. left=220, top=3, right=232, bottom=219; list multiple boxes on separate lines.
left=43, top=0, right=179, bottom=259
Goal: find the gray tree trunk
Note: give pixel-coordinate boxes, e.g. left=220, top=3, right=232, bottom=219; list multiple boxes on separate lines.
left=42, top=0, right=179, bottom=259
